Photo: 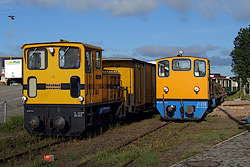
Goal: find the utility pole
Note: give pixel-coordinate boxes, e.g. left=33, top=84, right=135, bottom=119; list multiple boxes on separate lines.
left=8, top=15, right=15, bottom=60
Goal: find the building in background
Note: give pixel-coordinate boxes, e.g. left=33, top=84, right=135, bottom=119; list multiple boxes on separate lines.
left=0, top=57, right=23, bottom=85
left=210, top=74, right=239, bottom=94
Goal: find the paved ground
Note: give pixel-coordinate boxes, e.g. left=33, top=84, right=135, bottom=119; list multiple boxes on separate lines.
left=0, top=85, right=23, bottom=123
left=172, top=130, right=250, bottom=167
left=171, top=100, right=250, bottom=167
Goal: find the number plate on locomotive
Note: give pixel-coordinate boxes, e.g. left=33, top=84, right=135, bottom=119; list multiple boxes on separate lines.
left=73, top=112, right=85, bottom=118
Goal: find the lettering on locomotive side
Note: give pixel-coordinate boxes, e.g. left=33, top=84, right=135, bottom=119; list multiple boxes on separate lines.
left=74, top=112, right=85, bottom=118
left=196, top=102, right=207, bottom=109
left=46, top=84, right=61, bottom=89
left=27, top=109, right=35, bottom=113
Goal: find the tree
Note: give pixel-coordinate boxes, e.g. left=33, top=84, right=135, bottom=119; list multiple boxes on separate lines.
left=230, top=25, right=250, bottom=85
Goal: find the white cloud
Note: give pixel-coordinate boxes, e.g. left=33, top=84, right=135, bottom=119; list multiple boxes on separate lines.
left=134, top=44, right=232, bottom=66
left=161, top=0, right=196, bottom=12
left=161, top=0, right=250, bottom=21
left=226, top=0, right=250, bottom=21
left=209, top=56, right=232, bottom=66
left=7, top=0, right=250, bottom=20
left=104, top=0, right=158, bottom=17
left=205, top=45, right=221, bottom=51
left=66, top=0, right=100, bottom=13
left=135, top=45, right=206, bottom=58
left=13, top=0, right=60, bottom=8
left=220, top=48, right=232, bottom=56
left=66, top=0, right=158, bottom=17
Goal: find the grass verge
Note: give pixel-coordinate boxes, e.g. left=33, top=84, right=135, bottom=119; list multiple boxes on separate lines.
left=225, top=89, right=250, bottom=101
left=0, top=115, right=24, bottom=133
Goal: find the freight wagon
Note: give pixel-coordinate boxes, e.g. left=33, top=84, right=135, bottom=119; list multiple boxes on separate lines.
left=103, top=58, right=156, bottom=116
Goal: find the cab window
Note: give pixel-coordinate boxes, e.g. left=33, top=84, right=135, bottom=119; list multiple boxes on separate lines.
left=85, top=51, right=91, bottom=73
left=158, top=60, right=169, bottom=77
left=172, top=59, right=191, bottom=71
left=27, top=48, right=48, bottom=70
left=96, top=51, right=101, bottom=69
left=194, top=60, right=206, bottom=77
left=59, top=47, right=80, bottom=69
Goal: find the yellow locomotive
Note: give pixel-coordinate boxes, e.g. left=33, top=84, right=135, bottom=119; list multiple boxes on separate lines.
left=22, top=41, right=156, bottom=136
left=156, top=51, right=225, bottom=120
left=22, top=41, right=122, bottom=136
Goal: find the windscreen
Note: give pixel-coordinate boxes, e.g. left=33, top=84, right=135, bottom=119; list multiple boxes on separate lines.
left=172, top=59, right=191, bottom=71
left=27, top=48, right=47, bottom=70
left=59, top=47, right=80, bottom=69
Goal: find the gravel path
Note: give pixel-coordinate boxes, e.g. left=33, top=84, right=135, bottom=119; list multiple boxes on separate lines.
left=210, top=100, right=250, bottom=118
left=171, top=100, right=250, bottom=167
left=171, top=131, right=250, bottom=167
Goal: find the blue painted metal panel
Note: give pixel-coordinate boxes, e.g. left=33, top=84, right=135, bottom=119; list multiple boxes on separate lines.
left=247, top=117, right=250, bottom=123
left=157, top=100, right=209, bottom=120
left=212, top=98, right=216, bottom=108
left=98, top=106, right=111, bottom=115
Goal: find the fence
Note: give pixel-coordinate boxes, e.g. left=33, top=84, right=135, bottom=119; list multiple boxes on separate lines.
left=0, top=100, right=23, bottom=123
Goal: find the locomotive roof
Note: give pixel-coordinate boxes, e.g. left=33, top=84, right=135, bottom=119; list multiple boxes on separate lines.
left=21, top=41, right=104, bottom=51
left=103, top=58, right=155, bottom=65
left=156, top=56, right=208, bottom=61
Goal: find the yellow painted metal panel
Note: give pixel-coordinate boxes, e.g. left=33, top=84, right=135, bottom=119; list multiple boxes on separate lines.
left=85, top=50, right=103, bottom=104
left=23, top=43, right=86, bottom=105
left=156, top=56, right=209, bottom=100
left=102, top=60, right=134, bottom=102
left=103, top=59, right=156, bottom=110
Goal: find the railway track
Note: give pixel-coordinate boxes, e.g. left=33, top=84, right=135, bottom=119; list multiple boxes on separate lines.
left=0, top=136, right=70, bottom=164
left=77, top=122, right=169, bottom=167
left=77, top=122, right=192, bottom=167
left=121, top=122, right=192, bottom=167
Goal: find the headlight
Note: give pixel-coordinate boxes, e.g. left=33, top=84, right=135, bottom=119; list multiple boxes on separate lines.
left=48, top=47, right=55, bottom=55
left=163, top=87, right=169, bottom=93
left=22, top=96, right=27, bottom=101
left=78, top=96, right=84, bottom=102
left=194, top=86, right=200, bottom=93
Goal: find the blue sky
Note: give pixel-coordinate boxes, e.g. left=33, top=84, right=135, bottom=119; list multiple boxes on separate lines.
left=1, top=0, right=250, bottom=77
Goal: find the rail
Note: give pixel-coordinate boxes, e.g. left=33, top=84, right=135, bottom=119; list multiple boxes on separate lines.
left=77, top=122, right=171, bottom=167
left=0, top=136, right=70, bottom=164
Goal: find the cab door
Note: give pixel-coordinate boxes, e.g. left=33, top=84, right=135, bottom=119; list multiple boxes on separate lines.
left=85, top=50, right=93, bottom=103
left=92, top=51, right=102, bottom=103
left=85, top=50, right=103, bottom=104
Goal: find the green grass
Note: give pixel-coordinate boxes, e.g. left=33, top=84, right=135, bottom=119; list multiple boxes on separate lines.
left=182, top=131, right=229, bottom=141
left=0, top=115, right=24, bottom=133
left=134, top=152, right=159, bottom=166
left=85, top=147, right=146, bottom=167
left=225, top=89, right=250, bottom=101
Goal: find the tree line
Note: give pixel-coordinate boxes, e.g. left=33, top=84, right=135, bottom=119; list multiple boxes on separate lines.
left=230, top=25, right=250, bottom=85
